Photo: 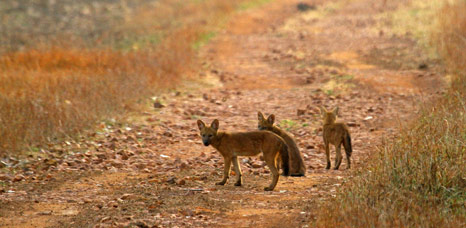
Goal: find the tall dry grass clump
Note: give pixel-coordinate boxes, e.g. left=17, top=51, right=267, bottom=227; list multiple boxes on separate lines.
left=0, top=0, right=243, bottom=154
left=314, top=1, right=466, bottom=227
left=0, top=48, right=151, bottom=152
left=434, top=0, right=466, bottom=78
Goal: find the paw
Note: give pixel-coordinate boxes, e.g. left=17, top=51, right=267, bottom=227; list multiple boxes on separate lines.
left=264, top=187, right=274, bottom=191
left=215, top=181, right=226, bottom=185
left=333, top=167, right=340, bottom=170
left=326, top=164, right=331, bottom=169
left=234, top=181, right=242, bottom=186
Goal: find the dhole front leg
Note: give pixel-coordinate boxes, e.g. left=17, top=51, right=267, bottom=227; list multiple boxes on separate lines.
left=325, top=143, right=331, bottom=169
left=216, top=157, right=231, bottom=185
left=232, top=156, right=242, bottom=186
left=334, top=144, right=342, bottom=170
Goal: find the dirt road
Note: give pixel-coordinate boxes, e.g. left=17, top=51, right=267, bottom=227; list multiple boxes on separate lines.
left=0, top=0, right=444, bottom=227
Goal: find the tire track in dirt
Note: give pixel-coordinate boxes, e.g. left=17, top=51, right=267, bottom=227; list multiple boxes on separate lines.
left=0, top=0, right=445, bottom=227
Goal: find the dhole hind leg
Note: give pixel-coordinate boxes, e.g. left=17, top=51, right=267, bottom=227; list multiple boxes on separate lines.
left=344, top=134, right=352, bottom=169
left=346, top=154, right=351, bottom=169
left=264, top=154, right=279, bottom=191
left=334, top=143, right=342, bottom=170
left=276, top=155, right=286, bottom=176
left=232, top=156, right=243, bottom=186
left=325, top=143, right=331, bottom=169
left=216, top=157, right=231, bottom=185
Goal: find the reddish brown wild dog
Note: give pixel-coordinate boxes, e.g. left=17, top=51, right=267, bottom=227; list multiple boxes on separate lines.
left=257, top=112, right=306, bottom=176
left=320, top=107, right=352, bottom=170
left=197, top=119, right=290, bottom=191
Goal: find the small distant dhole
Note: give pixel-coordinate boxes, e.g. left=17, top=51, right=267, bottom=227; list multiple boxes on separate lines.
left=320, top=107, right=352, bottom=170
left=197, top=119, right=290, bottom=191
left=257, top=112, right=306, bottom=176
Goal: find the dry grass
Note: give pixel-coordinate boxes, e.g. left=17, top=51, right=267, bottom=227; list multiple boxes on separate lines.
left=314, top=1, right=466, bottom=227
left=0, top=0, right=247, bottom=154
left=433, top=0, right=466, bottom=81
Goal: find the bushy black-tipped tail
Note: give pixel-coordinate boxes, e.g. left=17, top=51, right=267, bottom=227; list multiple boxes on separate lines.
left=344, top=133, right=352, bottom=157
left=280, top=143, right=290, bottom=176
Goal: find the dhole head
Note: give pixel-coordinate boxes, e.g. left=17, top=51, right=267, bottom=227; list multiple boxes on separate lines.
left=320, top=107, right=339, bottom=124
left=257, top=111, right=275, bottom=130
left=197, top=119, right=219, bottom=146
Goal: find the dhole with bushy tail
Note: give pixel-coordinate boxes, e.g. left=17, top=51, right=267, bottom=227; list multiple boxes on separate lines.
left=197, top=119, right=290, bottom=191
left=257, top=112, right=306, bottom=176
left=320, top=107, right=352, bottom=170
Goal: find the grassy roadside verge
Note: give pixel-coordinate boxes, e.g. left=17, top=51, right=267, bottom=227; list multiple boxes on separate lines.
left=314, top=0, right=466, bottom=226
left=0, top=0, right=264, bottom=155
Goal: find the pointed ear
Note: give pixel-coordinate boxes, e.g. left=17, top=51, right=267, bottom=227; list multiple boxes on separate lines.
left=267, top=114, right=275, bottom=124
left=320, top=106, right=327, bottom=117
left=332, top=107, right=339, bottom=116
left=197, top=120, right=206, bottom=131
left=211, top=119, right=219, bottom=131
left=320, top=106, right=327, bottom=113
left=258, top=111, right=265, bottom=121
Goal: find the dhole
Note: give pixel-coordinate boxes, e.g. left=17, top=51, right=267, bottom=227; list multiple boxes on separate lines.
left=257, top=112, right=306, bottom=176
left=320, top=107, right=352, bottom=170
left=197, top=119, right=289, bottom=191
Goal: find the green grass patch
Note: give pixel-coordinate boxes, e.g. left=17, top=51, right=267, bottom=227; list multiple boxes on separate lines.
left=279, top=119, right=298, bottom=131
left=193, top=31, right=217, bottom=50
left=337, top=74, right=354, bottom=80
left=238, top=0, right=273, bottom=11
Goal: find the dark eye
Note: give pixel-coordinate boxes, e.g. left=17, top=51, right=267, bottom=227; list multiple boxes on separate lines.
left=208, top=134, right=213, bottom=137
left=202, top=134, right=205, bottom=137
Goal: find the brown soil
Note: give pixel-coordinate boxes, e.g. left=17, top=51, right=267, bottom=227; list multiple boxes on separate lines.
left=0, top=0, right=445, bottom=227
